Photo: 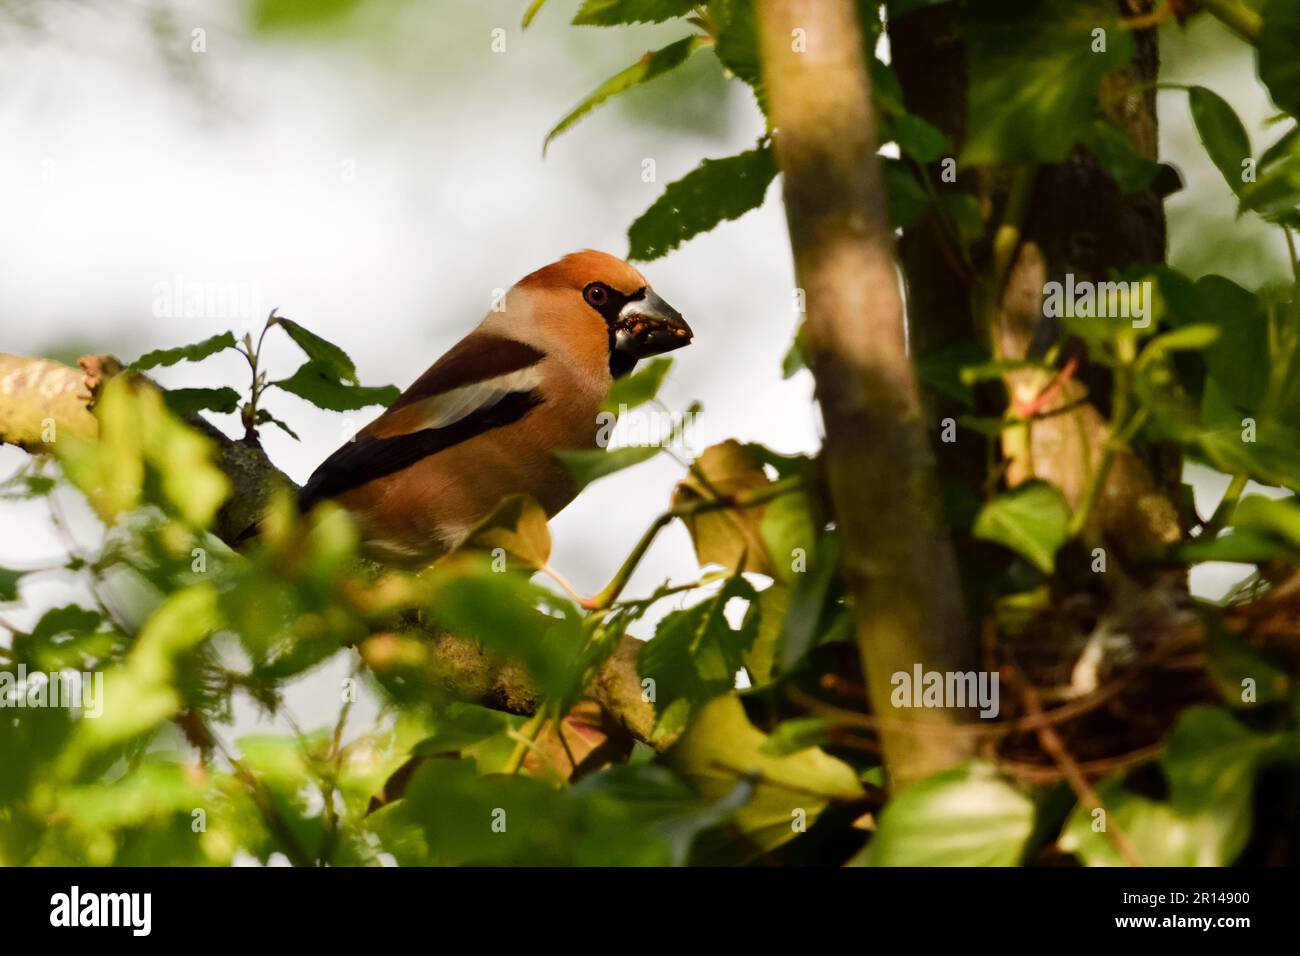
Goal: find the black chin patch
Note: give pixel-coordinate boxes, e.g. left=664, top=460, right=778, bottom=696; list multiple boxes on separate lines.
left=609, top=350, right=638, bottom=379
left=586, top=285, right=646, bottom=377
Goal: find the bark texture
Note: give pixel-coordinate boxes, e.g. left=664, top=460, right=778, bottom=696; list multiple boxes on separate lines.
left=756, top=0, right=978, bottom=788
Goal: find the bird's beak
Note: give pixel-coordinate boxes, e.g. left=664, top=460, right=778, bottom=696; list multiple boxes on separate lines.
left=613, top=288, right=693, bottom=360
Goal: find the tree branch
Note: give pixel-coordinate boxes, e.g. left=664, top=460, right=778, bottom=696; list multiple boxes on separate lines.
left=0, top=351, right=664, bottom=750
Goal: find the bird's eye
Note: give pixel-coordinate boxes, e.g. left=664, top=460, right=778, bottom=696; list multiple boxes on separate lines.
left=584, top=283, right=608, bottom=307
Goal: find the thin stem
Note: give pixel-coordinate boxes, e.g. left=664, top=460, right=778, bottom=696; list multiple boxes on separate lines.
left=1198, top=0, right=1262, bottom=42
left=589, top=475, right=802, bottom=610
left=1203, top=473, right=1250, bottom=538
left=539, top=563, right=590, bottom=607
left=504, top=710, right=548, bottom=775
left=1069, top=366, right=1146, bottom=541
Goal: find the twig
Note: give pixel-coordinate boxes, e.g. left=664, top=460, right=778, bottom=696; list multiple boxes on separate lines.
left=1011, top=665, right=1144, bottom=867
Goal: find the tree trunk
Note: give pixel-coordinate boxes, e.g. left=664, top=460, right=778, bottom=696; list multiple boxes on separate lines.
left=756, top=0, right=978, bottom=789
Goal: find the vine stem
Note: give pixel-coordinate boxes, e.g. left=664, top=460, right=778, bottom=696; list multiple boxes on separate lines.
left=1068, top=364, right=1147, bottom=541
left=1198, top=0, right=1262, bottom=42
left=504, top=710, right=548, bottom=775
left=588, top=475, right=802, bottom=611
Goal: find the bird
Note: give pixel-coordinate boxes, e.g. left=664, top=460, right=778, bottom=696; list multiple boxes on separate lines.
left=294, top=249, right=693, bottom=566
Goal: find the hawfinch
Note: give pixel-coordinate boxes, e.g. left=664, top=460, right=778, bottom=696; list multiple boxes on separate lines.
left=296, top=250, right=693, bottom=566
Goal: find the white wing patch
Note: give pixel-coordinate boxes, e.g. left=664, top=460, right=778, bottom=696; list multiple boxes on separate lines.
left=408, top=366, right=544, bottom=431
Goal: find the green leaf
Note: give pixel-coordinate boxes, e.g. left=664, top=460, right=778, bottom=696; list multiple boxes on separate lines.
left=521, top=0, right=550, bottom=28
left=161, top=386, right=241, bottom=418
left=628, top=145, right=777, bottom=261
left=250, top=0, right=363, bottom=32
left=760, top=716, right=833, bottom=757
left=1061, top=708, right=1300, bottom=866
left=272, top=361, right=400, bottom=411
left=665, top=695, right=864, bottom=854
left=373, top=757, right=675, bottom=865
left=20, top=605, right=117, bottom=674
left=1085, top=121, right=1161, bottom=194
left=62, top=585, right=220, bottom=766
left=742, top=583, right=788, bottom=687
left=1260, top=123, right=1299, bottom=169
left=961, top=0, right=1134, bottom=165
left=886, top=112, right=950, bottom=165
left=1233, top=494, right=1300, bottom=551
left=130, top=331, right=236, bottom=371
left=426, top=562, right=584, bottom=700
left=454, top=493, right=552, bottom=571
left=781, top=323, right=808, bottom=379
left=554, top=444, right=662, bottom=488
left=1180, top=528, right=1282, bottom=564
left=709, top=0, right=762, bottom=91
left=58, top=379, right=230, bottom=528
left=602, top=357, right=673, bottom=413
left=778, top=530, right=842, bottom=671
left=673, top=440, right=778, bottom=577
left=1239, top=137, right=1300, bottom=220
left=865, top=762, right=1034, bottom=866
left=760, top=491, right=816, bottom=586
left=882, top=159, right=930, bottom=228
left=1142, top=323, right=1222, bottom=359
left=411, top=704, right=513, bottom=757
left=1168, top=275, right=1270, bottom=414
left=972, top=481, right=1070, bottom=574
left=1258, top=0, right=1300, bottom=117
left=254, top=408, right=301, bottom=441
left=916, top=341, right=991, bottom=408
left=544, top=35, right=706, bottom=152
left=276, top=317, right=359, bottom=383
left=639, top=573, right=759, bottom=740
left=28, top=605, right=103, bottom=646
left=1205, top=624, right=1291, bottom=707
left=573, top=0, right=697, bottom=25
left=0, top=567, right=26, bottom=602
left=1188, top=86, right=1252, bottom=196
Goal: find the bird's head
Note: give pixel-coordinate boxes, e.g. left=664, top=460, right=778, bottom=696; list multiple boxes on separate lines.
left=507, top=249, right=693, bottom=378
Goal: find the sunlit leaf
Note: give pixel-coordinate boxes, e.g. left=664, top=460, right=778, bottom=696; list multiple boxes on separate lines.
left=972, top=481, right=1069, bottom=574
left=1061, top=708, right=1300, bottom=866
left=865, top=762, right=1034, bottom=866
left=665, top=695, right=864, bottom=854
left=455, top=494, right=552, bottom=571
left=674, top=440, right=777, bottom=576
left=638, top=573, right=759, bottom=740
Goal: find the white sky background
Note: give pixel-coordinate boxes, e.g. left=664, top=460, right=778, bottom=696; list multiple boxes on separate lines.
left=0, top=4, right=1290, bottom=736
